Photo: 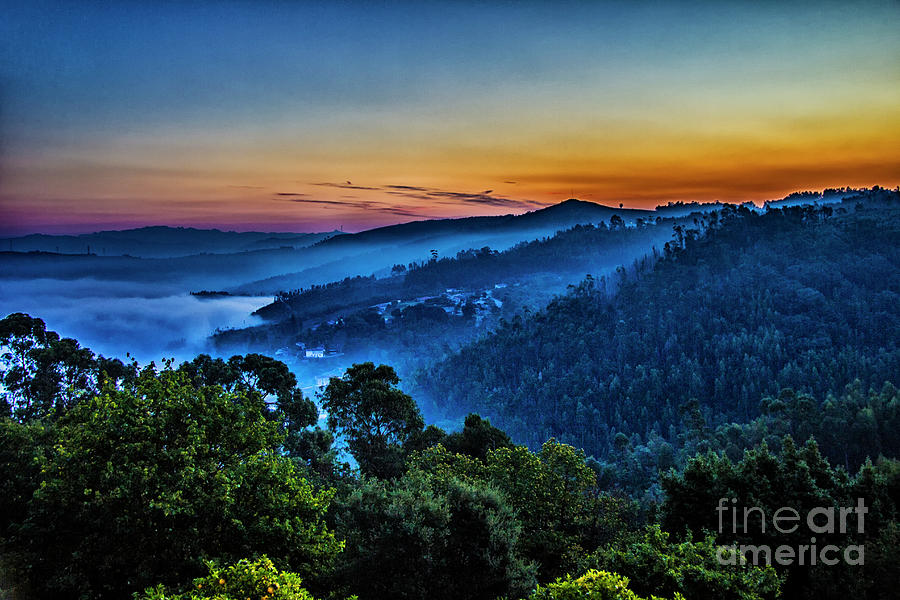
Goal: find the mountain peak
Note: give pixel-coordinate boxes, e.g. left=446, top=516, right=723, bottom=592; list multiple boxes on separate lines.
left=538, top=198, right=622, bottom=213
left=539, top=198, right=600, bottom=211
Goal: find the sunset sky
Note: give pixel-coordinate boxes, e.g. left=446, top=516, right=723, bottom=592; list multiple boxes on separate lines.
left=1, top=1, right=898, bottom=234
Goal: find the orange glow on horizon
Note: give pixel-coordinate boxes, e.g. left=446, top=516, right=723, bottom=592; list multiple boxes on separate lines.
left=1, top=2, right=898, bottom=234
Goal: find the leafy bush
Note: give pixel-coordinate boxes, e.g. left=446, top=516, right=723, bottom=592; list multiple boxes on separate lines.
left=137, top=557, right=336, bottom=600
left=528, top=569, right=683, bottom=600
left=586, top=525, right=781, bottom=600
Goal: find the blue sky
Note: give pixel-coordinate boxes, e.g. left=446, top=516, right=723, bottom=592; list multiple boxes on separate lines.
left=1, top=1, right=898, bottom=233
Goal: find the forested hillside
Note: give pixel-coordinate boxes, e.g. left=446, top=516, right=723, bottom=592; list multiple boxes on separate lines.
left=419, top=191, right=900, bottom=463
left=252, top=206, right=677, bottom=321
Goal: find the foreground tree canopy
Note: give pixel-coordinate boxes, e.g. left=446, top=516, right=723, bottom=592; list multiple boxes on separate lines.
left=0, top=328, right=341, bottom=599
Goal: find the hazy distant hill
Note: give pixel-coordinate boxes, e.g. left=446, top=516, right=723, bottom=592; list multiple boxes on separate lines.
left=0, top=245, right=357, bottom=290
left=317, top=199, right=653, bottom=249
left=232, top=200, right=660, bottom=294
left=1, top=201, right=662, bottom=295
left=2, top=201, right=649, bottom=262
left=0, top=197, right=844, bottom=297
left=0, top=226, right=339, bottom=258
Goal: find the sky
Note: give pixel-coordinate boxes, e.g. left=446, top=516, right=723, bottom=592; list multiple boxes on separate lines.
left=1, top=0, right=898, bottom=235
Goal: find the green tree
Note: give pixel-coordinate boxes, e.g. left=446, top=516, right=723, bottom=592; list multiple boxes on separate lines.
left=485, top=440, right=607, bottom=580
left=319, top=363, right=424, bottom=478
left=409, top=440, right=631, bottom=582
left=661, top=438, right=898, bottom=599
left=3, top=365, right=341, bottom=599
left=0, top=313, right=123, bottom=421
left=0, top=417, right=48, bottom=599
left=330, top=469, right=534, bottom=600
left=442, top=413, right=513, bottom=460
left=0, top=312, right=59, bottom=418
left=178, top=353, right=318, bottom=457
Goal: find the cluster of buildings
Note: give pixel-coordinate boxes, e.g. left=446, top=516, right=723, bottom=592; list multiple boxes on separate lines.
left=368, top=286, right=505, bottom=325
left=273, top=284, right=511, bottom=363
left=274, top=341, right=343, bottom=361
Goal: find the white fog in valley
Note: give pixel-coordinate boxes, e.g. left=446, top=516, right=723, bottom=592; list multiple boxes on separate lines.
left=0, top=279, right=271, bottom=364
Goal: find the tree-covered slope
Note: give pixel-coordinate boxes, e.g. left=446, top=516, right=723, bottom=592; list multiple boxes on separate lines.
left=418, top=192, right=900, bottom=459
left=252, top=215, right=674, bottom=323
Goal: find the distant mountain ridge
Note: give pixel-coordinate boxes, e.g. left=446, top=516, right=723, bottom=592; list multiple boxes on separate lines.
left=1, top=226, right=339, bottom=258
left=0, top=196, right=815, bottom=294
left=230, top=200, right=668, bottom=293
left=0, top=199, right=722, bottom=259
left=1, top=199, right=667, bottom=294
left=315, top=199, right=654, bottom=249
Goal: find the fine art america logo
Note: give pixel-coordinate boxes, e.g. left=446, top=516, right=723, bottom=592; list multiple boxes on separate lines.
left=715, top=498, right=867, bottom=566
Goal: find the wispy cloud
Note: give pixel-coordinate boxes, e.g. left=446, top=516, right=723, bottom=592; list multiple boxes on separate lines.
left=385, top=184, right=430, bottom=192
left=379, top=207, right=430, bottom=218
left=382, top=183, right=543, bottom=209
left=294, top=181, right=546, bottom=215
left=383, top=190, right=433, bottom=201
left=279, top=198, right=370, bottom=208
left=275, top=196, right=438, bottom=219
left=407, top=189, right=537, bottom=208
left=313, top=182, right=381, bottom=191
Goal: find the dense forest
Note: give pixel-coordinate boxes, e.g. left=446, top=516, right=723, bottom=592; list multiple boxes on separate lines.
left=418, top=191, right=900, bottom=475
